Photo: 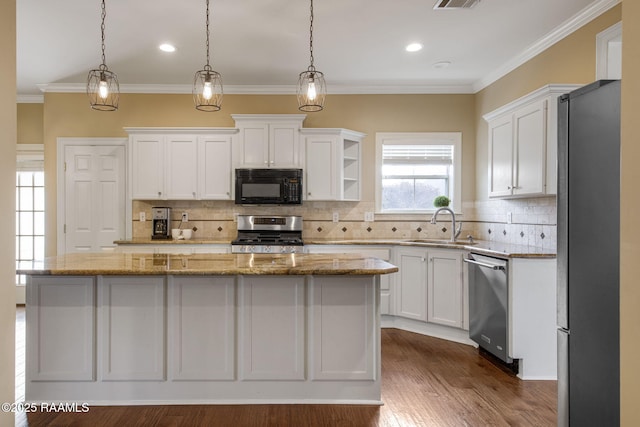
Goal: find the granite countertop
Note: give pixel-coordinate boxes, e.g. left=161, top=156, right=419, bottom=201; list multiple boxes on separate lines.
left=303, top=239, right=556, bottom=259
left=17, top=252, right=399, bottom=276
left=115, top=238, right=556, bottom=259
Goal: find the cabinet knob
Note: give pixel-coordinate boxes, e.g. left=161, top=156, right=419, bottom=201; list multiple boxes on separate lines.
left=308, top=192, right=311, bottom=196
left=158, top=191, right=162, bottom=197
left=507, top=186, right=512, bottom=190
left=192, top=192, right=196, bottom=197
left=264, top=160, right=268, bottom=164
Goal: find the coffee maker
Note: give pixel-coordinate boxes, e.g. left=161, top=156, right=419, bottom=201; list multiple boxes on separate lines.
left=151, top=207, right=171, bottom=239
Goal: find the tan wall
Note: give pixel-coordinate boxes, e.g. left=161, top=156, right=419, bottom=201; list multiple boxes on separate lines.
left=43, top=92, right=476, bottom=255
left=0, top=0, right=16, bottom=425
left=17, top=103, right=43, bottom=144
left=620, top=1, right=640, bottom=424
left=475, top=5, right=622, bottom=201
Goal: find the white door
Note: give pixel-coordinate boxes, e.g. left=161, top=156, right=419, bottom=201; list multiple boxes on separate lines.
left=64, top=145, right=126, bottom=253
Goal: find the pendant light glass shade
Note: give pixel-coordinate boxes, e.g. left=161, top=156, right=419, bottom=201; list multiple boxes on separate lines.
left=194, top=0, right=223, bottom=111
left=194, top=67, right=223, bottom=112
left=87, top=0, right=119, bottom=111
left=297, top=0, right=326, bottom=112
left=297, top=68, right=326, bottom=112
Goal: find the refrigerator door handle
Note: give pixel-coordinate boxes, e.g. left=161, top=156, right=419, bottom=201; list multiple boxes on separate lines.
left=557, top=329, right=569, bottom=427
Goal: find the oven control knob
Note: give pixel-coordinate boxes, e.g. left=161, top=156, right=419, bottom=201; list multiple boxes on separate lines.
left=250, top=245, right=256, bottom=253
left=263, top=246, right=272, bottom=253
left=280, top=246, right=288, bottom=253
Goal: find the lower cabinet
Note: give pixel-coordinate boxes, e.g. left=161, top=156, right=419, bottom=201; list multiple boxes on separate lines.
left=394, top=246, right=465, bottom=330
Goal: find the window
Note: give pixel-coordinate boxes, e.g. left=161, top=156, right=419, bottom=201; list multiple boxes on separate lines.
left=375, top=133, right=462, bottom=214
left=16, top=145, right=45, bottom=286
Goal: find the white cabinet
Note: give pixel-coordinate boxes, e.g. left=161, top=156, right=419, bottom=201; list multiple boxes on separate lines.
left=127, top=128, right=236, bottom=200
left=301, top=128, right=364, bottom=201
left=304, top=245, right=392, bottom=315
left=130, top=134, right=164, bottom=199
left=232, top=114, right=306, bottom=168
left=166, top=135, right=199, bottom=199
left=198, top=134, right=233, bottom=199
left=393, top=246, right=465, bottom=329
left=130, top=133, right=198, bottom=200
left=428, top=249, right=463, bottom=328
left=395, top=247, right=428, bottom=321
left=485, top=84, right=580, bottom=198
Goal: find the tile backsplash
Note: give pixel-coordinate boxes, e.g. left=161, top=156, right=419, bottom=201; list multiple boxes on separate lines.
left=133, top=196, right=557, bottom=250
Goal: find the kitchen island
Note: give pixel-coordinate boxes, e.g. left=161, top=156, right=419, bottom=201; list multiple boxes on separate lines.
left=19, top=252, right=397, bottom=405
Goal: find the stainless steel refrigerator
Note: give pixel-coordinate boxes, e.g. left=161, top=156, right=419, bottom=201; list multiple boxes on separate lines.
left=557, top=80, right=620, bottom=426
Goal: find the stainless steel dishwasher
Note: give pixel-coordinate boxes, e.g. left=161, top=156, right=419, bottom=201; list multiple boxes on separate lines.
left=464, top=253, right=511, bottom=364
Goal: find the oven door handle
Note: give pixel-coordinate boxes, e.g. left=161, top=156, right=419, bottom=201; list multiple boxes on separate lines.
left=463, top=258, right=505, bottom=271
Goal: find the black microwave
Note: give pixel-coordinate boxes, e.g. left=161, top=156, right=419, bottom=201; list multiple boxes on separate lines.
left=235, top=168, right=303, bottom=205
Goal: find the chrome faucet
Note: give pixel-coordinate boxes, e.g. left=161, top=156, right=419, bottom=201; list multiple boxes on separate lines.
left=430, top=207, right=462, bottom=243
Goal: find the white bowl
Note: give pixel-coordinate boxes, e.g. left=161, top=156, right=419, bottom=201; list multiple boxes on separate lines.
left=171, top=229, right=182, bottom=239
left=181, top=229, right=193, bottom=240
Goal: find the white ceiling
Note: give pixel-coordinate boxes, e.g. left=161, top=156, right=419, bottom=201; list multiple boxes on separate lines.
left=16, top=0, right=617, bottom=99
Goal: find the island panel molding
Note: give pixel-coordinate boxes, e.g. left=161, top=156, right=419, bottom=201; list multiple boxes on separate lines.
left=169, top=276, right=236, bottom=381
left=239, top=276, right=306, bottom=381
left=27, top=276, right=95, bottom=382
left=99, top=276, right=165, bottom=381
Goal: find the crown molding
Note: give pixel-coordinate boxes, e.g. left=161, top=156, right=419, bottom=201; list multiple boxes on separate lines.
left=35, top=82, right=476, bottom=95
left=17, top=94, right=44, bottom=103
left=472, top=0, right=620, bottom=93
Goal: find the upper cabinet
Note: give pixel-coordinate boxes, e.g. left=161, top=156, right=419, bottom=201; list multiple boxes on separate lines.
left=126, top=118, right=365, bottom=202
left=301, top=128, right=364, bottom=201
left=484, top=84, right=581, bottom=199
left=126, top=128, right=236, bottom=200
left=232, top=115, right=306, bottom=168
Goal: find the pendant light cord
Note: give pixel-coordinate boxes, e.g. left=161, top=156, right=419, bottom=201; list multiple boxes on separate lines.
left=204, top=0, right=211, bottom=71
left=100, top=0, right=107, bottom=70
left=308, top=0, right=315, bottom=71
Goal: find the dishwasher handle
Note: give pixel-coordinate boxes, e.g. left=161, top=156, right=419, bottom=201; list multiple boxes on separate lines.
left=463, top=257, right=506, bottom=271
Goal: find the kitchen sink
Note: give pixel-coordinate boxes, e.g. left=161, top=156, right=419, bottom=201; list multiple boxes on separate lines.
left=404, top=239, right=476, bottom=246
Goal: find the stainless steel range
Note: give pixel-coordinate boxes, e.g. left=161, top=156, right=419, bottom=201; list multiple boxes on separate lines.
left=231, top=215, right=304, bottom=254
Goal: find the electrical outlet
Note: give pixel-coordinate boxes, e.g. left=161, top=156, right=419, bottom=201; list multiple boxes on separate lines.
left=139, top=212, right=146, bottom=222
left=507, top=212, right=512, bottom=224
left=332, top=212, right=339, bottom=223
left=181, top=212, right=189, bottom=222
left=364, top=212, right=375, bottom=222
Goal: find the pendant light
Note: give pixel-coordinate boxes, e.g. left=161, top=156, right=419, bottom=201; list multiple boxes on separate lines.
left=87, top=0, right=119, bottom=111
left=297, top=0, right=326, bottom=112
left=193, top=0, right=223, bottom=112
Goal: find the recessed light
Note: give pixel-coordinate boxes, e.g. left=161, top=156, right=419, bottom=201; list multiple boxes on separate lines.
left=433, top=61, right=452, bottom=69
left=159, top=43, right=176, bottom=53
left=405, top=43, right=423, bottom=53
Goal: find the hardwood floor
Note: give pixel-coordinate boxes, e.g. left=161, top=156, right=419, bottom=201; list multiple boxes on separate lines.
left=15, top=308, right=557, bottom=426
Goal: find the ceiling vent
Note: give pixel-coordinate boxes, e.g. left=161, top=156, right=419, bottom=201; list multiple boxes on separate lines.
left=434, top=0, right=481, bottom=9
